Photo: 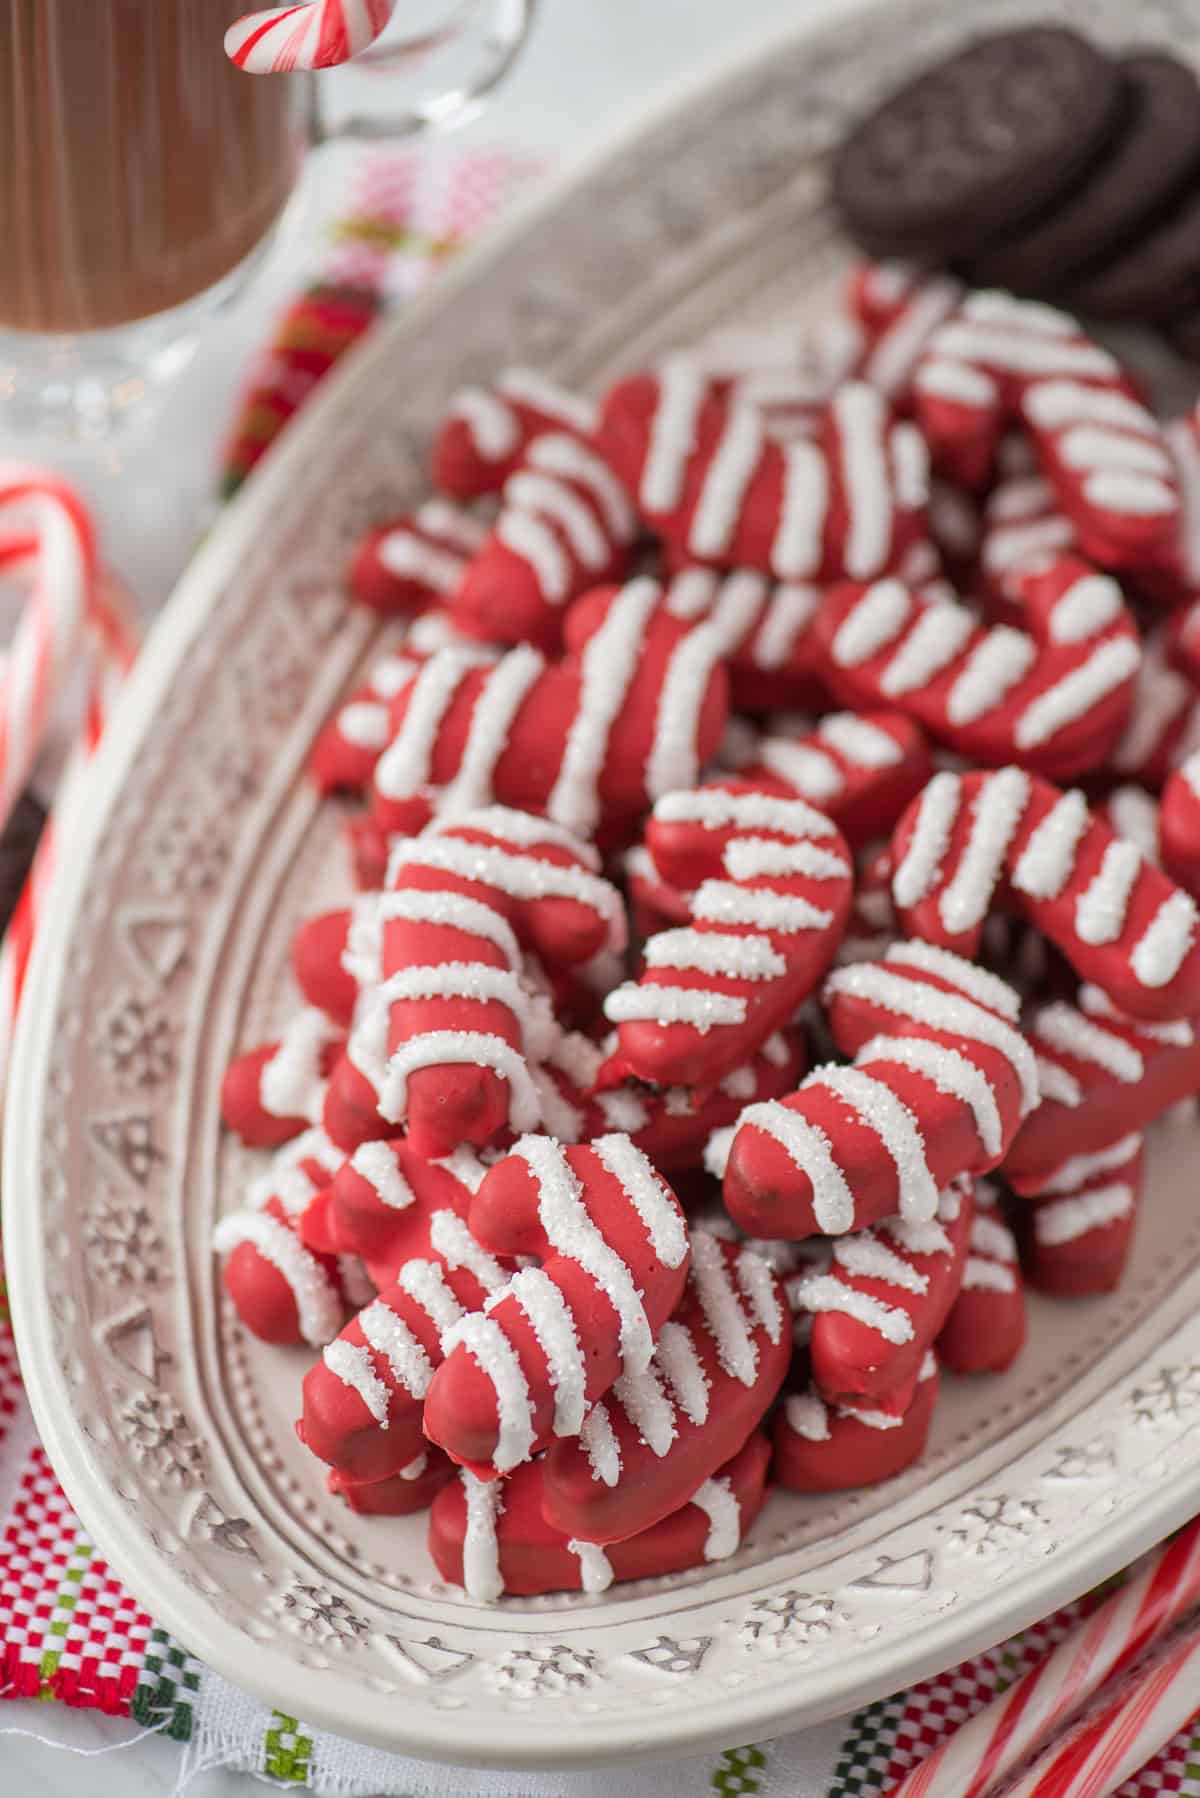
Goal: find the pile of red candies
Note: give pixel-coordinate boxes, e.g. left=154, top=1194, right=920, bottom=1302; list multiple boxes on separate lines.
left=215, top=267, right=1200, bottom=1602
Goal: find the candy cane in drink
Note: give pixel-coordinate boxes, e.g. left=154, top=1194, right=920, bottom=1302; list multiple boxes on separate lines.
left=225, top=0, right=398, bottom=72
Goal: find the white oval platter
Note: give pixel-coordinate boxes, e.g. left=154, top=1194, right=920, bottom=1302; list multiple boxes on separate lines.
left=9, top=0, right=1200, bottom=1769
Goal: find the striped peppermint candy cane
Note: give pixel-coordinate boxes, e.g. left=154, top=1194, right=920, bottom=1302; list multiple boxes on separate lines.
left=225, top=0, right=397, bottom=71
left=887, top=1518, right=1200, bottom=1797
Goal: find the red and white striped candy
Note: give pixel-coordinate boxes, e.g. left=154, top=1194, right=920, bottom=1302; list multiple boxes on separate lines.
left=225, top=0, right=396, bottom=71
left=310, top=647, right=423, bottom=795
left=775, top=1350, right=939, bottom=1492
left=936, top=1185, right=1025, bottom=1374
left=914, top=291, right=1181, bottom=566
left=598, top=368, right=928, bottom=583
left=1110, top=633, right=1200, bottom=789
left=725, top=943, right=1033, bottom=1241
left=1007, top=985, right=1200, bottom=1188
left=640, top=565, right=828, bottom=716
left=430, top=1432, right=771, bottom=1600
left=423, top=1132, right=690, bottom=1477
left=790, top=1178, right=973, bottom=1409
left=1021, top=1132, right=1144, bottom=1297
left=451, top=434, right=637, bottom=650
left=368, top=578, right=730, bottom=845
left=213, top=1126, right=359, bottom=1345
left=817, top=555, right=1140, bottom=780
left=221, top=1008, right=346, bottom=1148
left=891, top=766, right=1200, bottom=1020
left=977, top=471, right=1078, bottom=597
left=738, top=709, right=933, bottom=847
left=325, top=807, right=624, bottom=1158
left=349, top=500, right=488, bottom=616
left=846, top=261, right=964, bottom=405
left=432, top=369, right=598, bottom=500
left=1160, top=751, right=1200, bottom=895
left=540, top=1229, right=790, bottom=1543
left=602, top=782, right=853, bottom=1086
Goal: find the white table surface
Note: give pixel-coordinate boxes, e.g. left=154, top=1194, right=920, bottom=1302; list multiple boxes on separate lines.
left=0, top=0, right=863, bottom=1789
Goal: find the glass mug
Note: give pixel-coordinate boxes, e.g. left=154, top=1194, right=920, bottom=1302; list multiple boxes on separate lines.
left=0, top=0, right=536, bottom=435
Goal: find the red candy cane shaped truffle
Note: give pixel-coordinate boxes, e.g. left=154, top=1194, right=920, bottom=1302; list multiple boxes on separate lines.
left=1021, top=1133, right=1145, bottom=1298
left=540, top=1230, right=791, bottom=1544
left=299, top=1173, right=512, bottom=1486
left=816, top=556, right=1140, bottom=781
left=451, top=434, right=637, bottom=651
left=890, top=766, right=1200, bottom=1020
left=422, top=1133, right=690, bottom=1477
left=310, top=648, right=423, bottom=796
left=432, top=369, right=598, bottom=501
left=431, top=1433, right=771, bottom=1600
left=349, top=501, right=488, bottom=617
left=913, top=291, right=1181, bottom=565
left=978, top=472, right=1078, bottom=598
left=1160, top=753, right=1200, bottom=896
left=326, top=808, right=625, bottom=1159
left=738, top=710, right=933, bottom=848
left=598, top=366, right=928, bottom=583
left=937, top=1186, right=1025, bottom=1375
left=846, top=261, right=964, bottom=404
left=369, top=577, right=730, bottom=844
left=213, top=1127, right=355, bottom=1346
left=221, top=1008, right=346, bottom=1148
left=299, top=1138, right=492, bottom=1289
left=1007, top=987, right=1200, bottom=1188
left=774, top=1351, right=939, bottom=1493
left=602, top=784, right=853, bottom=1087
left=724, top=943, right=1034, bottom=1242
left=791, top=1177, right=973, bottom=1410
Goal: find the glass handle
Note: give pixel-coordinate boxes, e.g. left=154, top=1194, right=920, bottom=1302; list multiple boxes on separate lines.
left=306, top=0, right=537, bottom=144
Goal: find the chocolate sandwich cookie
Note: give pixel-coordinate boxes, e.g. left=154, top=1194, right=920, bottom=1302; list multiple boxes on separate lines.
left=831, top=26, right=1127, bottom=261
left=1064, top=184, right=1200, bottom=321
left=965, top=53, right=1200, bottom=296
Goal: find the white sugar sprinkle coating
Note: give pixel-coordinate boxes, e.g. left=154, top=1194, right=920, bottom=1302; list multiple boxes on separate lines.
left=1078, top=984, right=1195, bottom=1045
left=753, top=581, right=820, bottom=664
left=497, top=509, right=570, bottom=599
left=322, top=1338, right=390, bottom=1425
left=773, top=443, right=829, bottom=578
left=763, top=1033, right=792, bottom=1066
left=648, top=581, right=766, bottom=801
left=604, top=982, right=748, bottom=1031
left=580, top=1402, right=622, bottom=1487
left=371, top=887, right=522, bottom=971
left=734, top=1248, right=785, bottom=1344
left=656, top=1320, right=712, bottom=1424
left=841, top=1402, right=906, bottom=1430
left=834, top=1234, right=929, bottom=1293
left=1107, top=785, right=1162, bottom=862
left=1036, top=1056, right=1084, bottom=1107
left=946, top=628, right=1035, bottom=726
left=416, top=498, right=489, bottom=555
left=547, top=576, right=660, bottom=837
left=721, top=1066, right=756, bottom=1100
left=792, top=1273, right=914, bottom=1343
left=350, top=1141, right=415, bottom=1211
left=1033, top=1005, right=1144, bottom=1082
left=1035, top=1182, right=1135, bottom=1245
left=374, top=648, right=480, bottom=799
left=642, top=359, right=707, bottom=513
left=498, top=367, right=597, bottom=432
left=1084, top=469, right=1175, bottom=516
left=397, top=1258, right=467, bottom=1345
left=429, top=1209, right=508, bottom=1295
left=882, top=941, right=1020, bottom=1021
left=1075, top=840, right=1143, bottom=946
left=359, top=1298, right=436, bottom=1399
left=693, top=882, right=834, bottom=934
left=569, top=1540, right=615, bottom=1594
left=380, top=960, right=531, bottom=1023
left=1131, top=890, right=1198, bottom=988
left=654, top=786, right=837, bottom=838
left=439, top=647, right=545, bottom=816
left=689, top=1230, right=759, bottom=1385
left=377, top=530, right=465, bottom=593
left=939, top=768, right=1030, bottom=934
left=807, top=1064, right=938, bottom=1221
left=1011, top=788, right=1090, bottom=900
left=892, top=771, right=961, bottom=908
left=614, top=1360, right=677, bottom=1456
left=690, top=406, right=765, bottom=557
left=832, top=579, right=911, bottom=667
left=1034, top=1133, right=1141, bottom=1195
left=858, top=1035, right=1003, bottom=1158
left=213, top=1210, right=343, bottom=1345
left=836, top=383, right=894, bottom=580
left=461, top=1472, right=505, bottom=1601
left=736, top=1102, right=856, bottom=1234
left=664, top=567, right=719, bottom=618
left=880, top=604, right=974, bottom=696
left=962, top=1257, right=1018, bottom=1293
left=442, top=1310, right=535, bottom=1471
left=380, top=1032, right=542, bottom=1131
left=916, top=356, right=996, bottom=407
left=818, top=713, right=903, bottom=767
left=759, top=740, right=842, bottom=799
left=446, top=805, right=600, bottom=865
left=434, top=1145, right=495, bottom=1194
left=401, top=836, right=624, bottom=941
left=259, top=1008, right=330, bottom=1122
left=247, top=1127, right=336, bottom=1216
left=723, top=837, right=851, bottom=883
left=337, top=701, right=391, bottom=749
left=528, top=433, right=636, bottom=539
left=593, top=1133, right=689, bottom=1268
left=692, top=1475, right=742, bottom=1561
left=1015, top=638, right=1141, bottom=751
left=823, top=963, right=1039, bottom=1113
left=1048, top=574, right=1124, bottom=645
left=450, top=386, right=519, bottom=457
left=785, top=1391, right=831, bottom=1441
left=1024, top=380, right=1156, bottom=434
left=592, top=1090, right=647, bottom=1136
left=704, top=1124, right=737, bottom=1180
left=644, top=928, right=786, bottom=980
left=498, top=1266, right=587, bottom=1438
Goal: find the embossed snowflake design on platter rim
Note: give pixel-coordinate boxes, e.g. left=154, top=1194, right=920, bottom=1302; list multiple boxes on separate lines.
left=8, top=0, right=1200, bottom=1770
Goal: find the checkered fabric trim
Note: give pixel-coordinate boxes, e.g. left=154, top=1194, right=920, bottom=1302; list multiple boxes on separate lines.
left=264, top=1710, right=315, bottom=1783
left=1119, top=1715, right=1200, bottom=1795
left=711, top=1743, right=767, bottom=1794
left=829, top=1694, right=909, bottom=1797
left=131, top=1626, right=202, bottom=1741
